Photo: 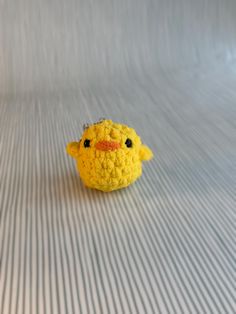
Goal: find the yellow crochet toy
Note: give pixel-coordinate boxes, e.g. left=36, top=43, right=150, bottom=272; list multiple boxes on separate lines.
left=66, top=119, right=153, bottom=192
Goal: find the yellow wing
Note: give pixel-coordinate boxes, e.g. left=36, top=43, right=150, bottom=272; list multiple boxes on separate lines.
left=139, top=145, right=153, bottom=161
left=66, top=141, right=80, bottom=159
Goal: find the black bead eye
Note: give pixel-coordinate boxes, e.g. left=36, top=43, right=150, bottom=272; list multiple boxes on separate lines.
left=125, top=138, right=132, bottom=148
left=84, top=139, right=90, bottom=148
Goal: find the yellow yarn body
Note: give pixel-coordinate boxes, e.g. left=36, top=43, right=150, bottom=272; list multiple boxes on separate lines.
left=67, top=119, right=153, bottom=192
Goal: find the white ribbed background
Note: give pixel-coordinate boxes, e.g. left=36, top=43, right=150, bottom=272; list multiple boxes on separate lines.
left=0, top=1, right=235, bottom=313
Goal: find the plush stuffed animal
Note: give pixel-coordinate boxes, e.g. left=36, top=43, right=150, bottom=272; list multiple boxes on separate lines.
left=66, top=119, right=153, bottom=192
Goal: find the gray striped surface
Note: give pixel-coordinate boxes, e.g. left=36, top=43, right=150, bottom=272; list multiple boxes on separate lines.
left=0, top=0, right=236, bottom=313
left=1, top=70, right=235, bottom=313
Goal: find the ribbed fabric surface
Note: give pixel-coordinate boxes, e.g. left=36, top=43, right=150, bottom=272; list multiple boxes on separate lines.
left=1, top=68, right=235, bottom=313
left=0, top=0, right=236, bottom=313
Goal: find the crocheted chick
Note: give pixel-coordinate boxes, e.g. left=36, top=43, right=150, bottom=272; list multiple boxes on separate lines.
left=66, top=119, right=153, bottom=192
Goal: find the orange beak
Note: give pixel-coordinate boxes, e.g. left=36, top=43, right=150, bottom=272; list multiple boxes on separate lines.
left=95, top=140, right=121, bottom=151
